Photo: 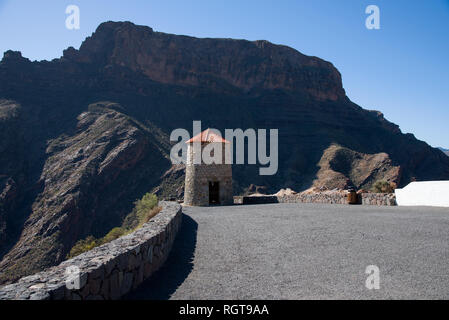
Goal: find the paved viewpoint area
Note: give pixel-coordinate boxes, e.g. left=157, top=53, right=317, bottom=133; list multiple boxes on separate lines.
left=128, top=203, right=449, bottom=299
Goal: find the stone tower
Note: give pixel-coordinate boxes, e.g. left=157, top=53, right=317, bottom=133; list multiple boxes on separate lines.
left=184, top=129, right=233, bottom=206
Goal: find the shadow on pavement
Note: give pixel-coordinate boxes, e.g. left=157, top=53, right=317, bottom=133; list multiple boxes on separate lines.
left=124, top=213, right=198, bottom=300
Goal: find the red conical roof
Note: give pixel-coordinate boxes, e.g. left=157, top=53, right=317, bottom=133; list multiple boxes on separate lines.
left=186, top=129, right=230, bottom=144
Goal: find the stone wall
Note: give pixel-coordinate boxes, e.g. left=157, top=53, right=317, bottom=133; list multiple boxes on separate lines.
left=185, top=163, right=233, bottom=206
left=184, top=143, right=233, bottom=206
left=277, top=191, right=348, bottom=204
left=0, top=201, right=182, bottom=300
left=361, top=193, right=396, bottom=206
left=277, top=191, right=396, bottom=206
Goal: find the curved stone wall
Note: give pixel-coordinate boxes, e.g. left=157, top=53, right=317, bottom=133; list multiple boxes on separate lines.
left=0, top=201, right=182, bottom=300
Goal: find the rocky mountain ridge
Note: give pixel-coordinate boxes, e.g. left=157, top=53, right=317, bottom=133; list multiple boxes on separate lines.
left=438, top=147, right=449, bottom=156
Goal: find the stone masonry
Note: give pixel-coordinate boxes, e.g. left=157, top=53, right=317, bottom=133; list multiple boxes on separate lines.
left=184, top=138, right=233, bottom=206
left=277, top=191, right=396, bottom=206
left=361, top=193, right=397, bottom=206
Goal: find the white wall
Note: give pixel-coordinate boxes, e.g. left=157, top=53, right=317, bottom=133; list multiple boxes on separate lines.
left=395, top=181, right=449, bottom=207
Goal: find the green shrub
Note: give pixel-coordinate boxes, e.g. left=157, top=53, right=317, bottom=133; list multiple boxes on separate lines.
left=135, top=193, right=158, bottom=218
left=371, top=180, right=396, bottom=193
left=122, top=193, right=159, bottom=230
left=67, top=193, right=161, bottom=258
left=100, top=227, right=128, bottom=244
left=68, top=236, right=98, bottom=258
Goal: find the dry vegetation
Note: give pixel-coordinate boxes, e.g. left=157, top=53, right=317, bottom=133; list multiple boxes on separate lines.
left=371, top=180, right=397, bottom=193
left=67, top=193, right=161, bottom=258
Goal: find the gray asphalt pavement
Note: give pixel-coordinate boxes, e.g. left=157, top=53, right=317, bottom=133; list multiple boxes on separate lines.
left=128, top=203, right=449, bottom=299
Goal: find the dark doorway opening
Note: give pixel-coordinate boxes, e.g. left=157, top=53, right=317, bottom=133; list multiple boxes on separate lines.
left=209, top=181, right=220, bottom=205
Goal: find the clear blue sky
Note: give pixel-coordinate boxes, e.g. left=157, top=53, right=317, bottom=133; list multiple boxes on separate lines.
left=0, top=0, right=448, bottom=148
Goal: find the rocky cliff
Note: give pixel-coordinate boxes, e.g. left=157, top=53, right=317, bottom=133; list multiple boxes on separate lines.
left=0, top=21, right=448, bottom=283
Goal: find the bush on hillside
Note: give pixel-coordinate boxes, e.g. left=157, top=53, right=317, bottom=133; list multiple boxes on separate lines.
left=101, top=227, right=129, bottom=244
left=122, top=193, right=159, bottom=230
left=67, top=236, right=98, bottom=259
left=67, top=193, right=160, bottom=258
left=371, top=180, right=396, bottom=193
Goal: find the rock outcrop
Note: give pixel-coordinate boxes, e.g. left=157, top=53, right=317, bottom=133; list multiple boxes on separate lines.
left=68, top=22, right=345, bottom=101
left=314, top=144, right=401, bottom=190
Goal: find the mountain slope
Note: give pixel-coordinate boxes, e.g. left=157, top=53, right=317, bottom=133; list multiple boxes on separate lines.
left=438, top=147, right=449, bottom=156
left=0, top=21, right=448, bottom=283
left=0, top=101, right=171, bottom=283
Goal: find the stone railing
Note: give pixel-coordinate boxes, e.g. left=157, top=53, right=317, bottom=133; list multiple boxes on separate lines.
left=277, top=191, right=396, bottom=206
left=0, top=201, right=182, bottom=300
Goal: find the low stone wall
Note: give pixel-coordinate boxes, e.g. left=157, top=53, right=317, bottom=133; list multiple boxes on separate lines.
left=0, top=201, right=182, bottom=300
left=278, top=192, right=347, bottom=205
left=361, top=193, right=396, bottom=206
left=277, top=192, right=396, bottom=206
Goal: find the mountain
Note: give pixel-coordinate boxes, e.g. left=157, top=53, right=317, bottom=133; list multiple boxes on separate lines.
left=438, top=147, right=449, bottom=156
left=1, top=21, right=448, bottom=283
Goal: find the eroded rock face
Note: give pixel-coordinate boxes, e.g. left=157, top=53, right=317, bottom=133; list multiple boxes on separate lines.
left=0, top=103, right=171, bottom=284
left=70, top=22, right=345, bottom=101
left=314, top=144, right=401, bottom=190
left=0, top=21, right=448, bottom=283
left=0, top=178, right=16, bottom=249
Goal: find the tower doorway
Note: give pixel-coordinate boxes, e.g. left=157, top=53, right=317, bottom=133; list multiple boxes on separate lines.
left=209, top=181, right=220, bottom=205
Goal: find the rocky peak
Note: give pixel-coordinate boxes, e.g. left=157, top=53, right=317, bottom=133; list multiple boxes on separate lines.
left=1, top=51, right=29, bottom=64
